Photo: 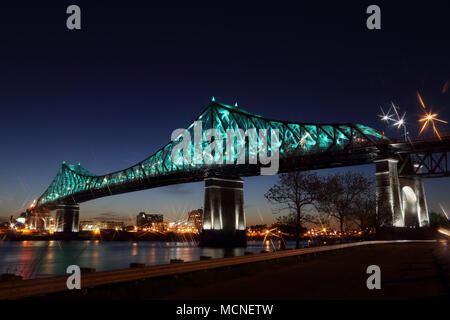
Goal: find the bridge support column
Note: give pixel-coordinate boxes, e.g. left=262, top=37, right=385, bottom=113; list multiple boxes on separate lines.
left=415, top=178, right=429, bottom=226
left=399, top=177, right=429, bottom=227
left=26, top=212, right=46, bottom=231
left=55, top=203, right=80, bottom=236
left=200, top=177, right=246, bottom=248
left=375, top=158, right=403, bottom=227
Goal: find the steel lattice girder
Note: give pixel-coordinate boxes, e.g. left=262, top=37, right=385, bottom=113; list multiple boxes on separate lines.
left=32, top=101, right=387, bottom=212
left=399, top=152, right=450, bottom=178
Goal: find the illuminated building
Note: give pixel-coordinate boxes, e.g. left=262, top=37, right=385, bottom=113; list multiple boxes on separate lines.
left=136, top=212, right=163, bottom=227
left=187, top=209, right=203, bottom=231
left=80, top=220, right=124, bottom=231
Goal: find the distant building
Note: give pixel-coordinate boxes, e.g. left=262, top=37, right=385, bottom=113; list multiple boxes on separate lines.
left=187, top=209, right=203, bottom=231
left=0, top=222, right=9, bottom=230
left=80, top=220, right=124, bottom=231
left=247, top=224, right=268, bottom=233
left=99, top=221, right=124, bottom=230
left=136, top=212, right=163, bottom=227
left=80, top=220, right=96, bottom=231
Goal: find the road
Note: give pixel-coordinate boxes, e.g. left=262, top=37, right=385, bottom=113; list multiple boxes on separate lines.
left=164, top=242, right=449, bottom=300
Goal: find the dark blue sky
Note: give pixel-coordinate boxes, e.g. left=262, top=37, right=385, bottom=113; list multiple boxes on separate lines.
left=0, top=1, right=449, bottom=225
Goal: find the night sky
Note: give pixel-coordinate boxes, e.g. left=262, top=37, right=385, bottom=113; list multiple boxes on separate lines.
left=0, top=1, right=449, bottom=225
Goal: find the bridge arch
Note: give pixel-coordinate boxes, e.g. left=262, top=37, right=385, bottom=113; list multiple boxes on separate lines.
left=401, top=186, right=419, bottom=227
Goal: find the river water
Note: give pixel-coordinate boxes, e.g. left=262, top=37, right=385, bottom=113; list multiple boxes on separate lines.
left=0, top=240, right=305, bottom=279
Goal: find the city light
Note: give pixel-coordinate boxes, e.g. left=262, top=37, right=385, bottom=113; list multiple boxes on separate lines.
left=394, top=116, right=405, bottom=127
left=418, top=111, right=447, bottom=138
left=378, top=102, right=408, bottom=140
left=378, top=106, right=395, bottom=123
left=417, top=91, right=448, bottom=140
left=438, top=228, right=450, bottom=237
left=391, top=103, right=407, bottom=137
left=299, top=132, right=311, bottom=146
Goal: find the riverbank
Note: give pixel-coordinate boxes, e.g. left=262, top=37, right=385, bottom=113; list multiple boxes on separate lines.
left=0, top=226, right=442, bottom=242
left=0, top=230, right=363, bottom=244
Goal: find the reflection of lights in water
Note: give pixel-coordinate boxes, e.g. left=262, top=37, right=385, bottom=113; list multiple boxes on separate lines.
left=438, top=228, right=450, bottom=237
left=261, top=228, right=286, bottom=251
left=3, top=240, right=298, bottom=279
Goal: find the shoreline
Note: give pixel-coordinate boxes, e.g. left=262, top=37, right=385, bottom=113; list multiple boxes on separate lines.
left=0, top=230, right=369, bottom=245
left=0, top=226, right=444, bottom=242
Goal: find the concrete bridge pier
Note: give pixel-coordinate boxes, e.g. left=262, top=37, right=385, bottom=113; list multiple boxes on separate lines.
left=200, top=177, right=246, bottom=248
left=26, top=212, right=46, bottom=231
left=399, top=177, right=429, bottom=227
left=55, top=203, right=80, bottom=237
left=375, top=158, right=429, bottom=227
left=375, top=158, right=403, bottom=226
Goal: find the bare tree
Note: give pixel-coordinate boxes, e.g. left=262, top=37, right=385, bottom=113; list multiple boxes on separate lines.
left=374, top=201, right=393, bottom=228
left=316, top=172, right=372, bottom=232
left=264, top=172, right=320, bottom=249
left=351, top=187, right=376, bottom=230
left=273, top=213, right=298, bottom=235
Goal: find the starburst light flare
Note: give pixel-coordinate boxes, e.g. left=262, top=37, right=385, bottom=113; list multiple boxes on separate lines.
left=417, top=91, right=448, bottom=139
left=439, top=204, right=449, bottom=220
left=378, top=106, right=395, bottom=123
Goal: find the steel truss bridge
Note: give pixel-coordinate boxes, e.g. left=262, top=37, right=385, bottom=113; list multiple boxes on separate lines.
left=393, top=138, right=450, bottom=178
left=28, top=101, right=450, bottom=214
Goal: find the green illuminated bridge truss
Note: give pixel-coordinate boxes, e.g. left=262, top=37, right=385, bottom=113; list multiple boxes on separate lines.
left=30, top=101, right=389, bottom=213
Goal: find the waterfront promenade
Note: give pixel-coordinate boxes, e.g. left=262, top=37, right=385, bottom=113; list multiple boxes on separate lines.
left=167, top=241, right=449, bottom=300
